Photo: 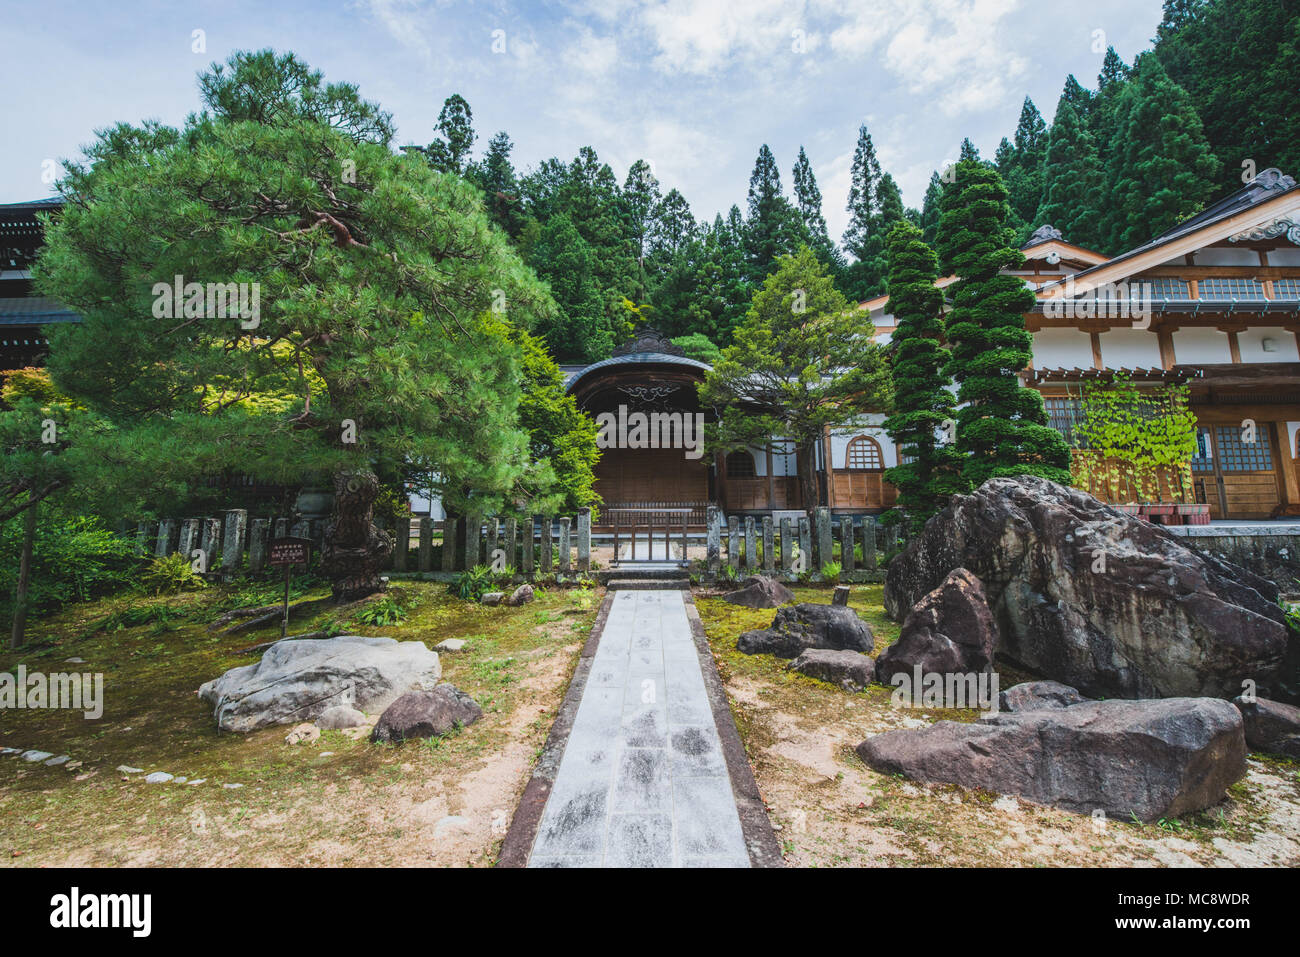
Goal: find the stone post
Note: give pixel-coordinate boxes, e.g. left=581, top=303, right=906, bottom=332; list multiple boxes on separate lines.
left=466, top=514, right=481, bottom=568
left=815, top=506, right=832, bottom=575
left=441, top=518, right=458, bottom=573
left=862, top=516, right=877, bottom=570
left=135, top=521, right=155, bottom=557
left=248, top=519, right=269, bottom=574
left=577, top=508, right=591, bottom=573
left=558, top=517, right=572, bottom=573
left=797, top=515, right=811, bottom=575
left=727, top=515, right=740, bottom=570
left=487, top=517, right=500, bottom=569
left=522, top=515, right=535, bottom=577
left=841, top=517, right=855, bottom=574
left=178, top=519, right=199, bottom=561
left=762, top=516, right=774, bottom=573
left=706, top=506, right=721, bottom=575
left=273, top=518, right=288, bottom=539
left=419, top=515, right=433, bottom=573
left=744, top=516, right=757, bottom=572
left=505, top=516, right=518, bottom=573
left=780, top=517, right=794, bottom=573
left=540, top=517, right=552, bottom=573
left=393, top=517, right=410, bottom=572
left=200, top=518, right=222, bottom=575
left=221, top=509, right=247, bottom=580
left=155, top=519, right=178, bottom=558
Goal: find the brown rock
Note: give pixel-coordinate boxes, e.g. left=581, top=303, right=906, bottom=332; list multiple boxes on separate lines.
left=370, top=685, right=483, bottom=743
left=1232, top=695, right=1300, bottom=759
left=722, top=575, right=795, bottom=609
left=875, top=569, right=996, bottom=687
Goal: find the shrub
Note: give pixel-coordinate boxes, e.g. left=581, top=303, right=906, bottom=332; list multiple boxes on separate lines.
left=139, top=552, right=208, bottom=595
left=0, top=508, right=138, bottom=619
left=449, top=564, right=495, bottom=601
left=354, top=595, right=408, bottom=626
left=821, top=560, right=842, bottom=580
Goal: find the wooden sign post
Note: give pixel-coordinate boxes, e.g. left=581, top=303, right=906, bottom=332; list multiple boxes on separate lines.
left=267, top=536, right=313, bottom=639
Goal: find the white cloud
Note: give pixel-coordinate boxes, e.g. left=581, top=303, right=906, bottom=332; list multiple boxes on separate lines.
left=638, top=0, right=814, bottom=76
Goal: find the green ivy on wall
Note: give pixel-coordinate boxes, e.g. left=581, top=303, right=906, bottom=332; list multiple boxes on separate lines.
left=1071, top=374, right=1199, bottom=503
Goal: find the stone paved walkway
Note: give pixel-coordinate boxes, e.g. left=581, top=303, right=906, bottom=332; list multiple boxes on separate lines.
left=527, top=589, right=750, bottom=867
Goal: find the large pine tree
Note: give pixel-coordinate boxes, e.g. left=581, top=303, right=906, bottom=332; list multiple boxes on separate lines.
left=743, top=144, right=805, bottom=283
left=882, top=221, right=964, bottom=529
left=792, top=146, right=841, bottom=269
left=937, top=161, right=1071, bottom=488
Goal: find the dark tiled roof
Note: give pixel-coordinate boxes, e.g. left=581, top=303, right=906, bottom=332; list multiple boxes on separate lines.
left=0, top=296, right=81, bottom=326
left=564, top=352, right=711, bottom=390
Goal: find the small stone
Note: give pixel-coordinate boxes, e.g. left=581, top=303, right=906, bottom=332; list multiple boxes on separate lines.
left=145, top=771, right=174, bottom=784
left=74, top=771, right=98, bottom=782
left=117, top=766, right=144, bottom=774
left=64, top=657, right=85, bottom=664
left=319, top=751, right=335, bottom=757
left=174, top=776, right=187, bottom=784
left=0, top=747, right=22, bottom=756
left=435, top=638, right=467, bottom=653
left=187, top=779, right=206, bottom=786
left=65, top=761, right=82, bottom=771
left=340, top=726, right=370, bottom=741
left=285, top=723, right=321, bottom=745
left=317, top=706, right=367, bottom=730
left=505, top=584, right=534, bottom=607
left=481, top=592, right=505, bottom=606
left=44, top=755, right=70, bottom=767
left=21, top=750, right=53, bottom=762
left=222, top=783, right=244, bottom=789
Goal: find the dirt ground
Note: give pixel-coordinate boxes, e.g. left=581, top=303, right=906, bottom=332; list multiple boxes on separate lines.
left=0, top=580, right=598, bottom=867
left=696, top=586, right=1300, bottom=868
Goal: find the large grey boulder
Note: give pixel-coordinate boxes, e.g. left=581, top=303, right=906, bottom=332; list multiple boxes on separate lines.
left=371, top=686, right=483, bottom=743
left=1232, top=695, right=1300, bottom=759
left=737, top=603, right=874, bottom=658
left=875, top=568, right=996, bottom=686
left=856, top=696, right=1246, bottom=821
left=723, top=576, right=796, bottom=609
left=787, top=648, right=875, bottom=692
left=199, top=636, right=441, bottom=732
left=884, top=476, right=1293, bottom=701
left=998, top=680, right=1088, bottom=713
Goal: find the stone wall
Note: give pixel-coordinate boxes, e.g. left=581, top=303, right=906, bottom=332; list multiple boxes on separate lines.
left=1165, top=525, right=1300, bottom=595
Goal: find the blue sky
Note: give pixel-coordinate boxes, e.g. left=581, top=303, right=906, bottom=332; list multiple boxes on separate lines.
left=2, top=0, right=1164, bottom=243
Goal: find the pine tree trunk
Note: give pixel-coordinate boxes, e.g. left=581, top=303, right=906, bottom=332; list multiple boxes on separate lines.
left=797, top=440, right=820, bottom=511
left=321, top=467, right=393, bottom=602
left=9, top=501, right=38, bottom=651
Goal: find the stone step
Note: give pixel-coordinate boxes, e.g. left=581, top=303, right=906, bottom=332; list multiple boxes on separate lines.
left=606, top=578, right=691, bottom=591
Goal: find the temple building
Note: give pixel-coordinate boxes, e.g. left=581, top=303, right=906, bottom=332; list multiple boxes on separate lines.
left=0, top=199, right=78, bottom=368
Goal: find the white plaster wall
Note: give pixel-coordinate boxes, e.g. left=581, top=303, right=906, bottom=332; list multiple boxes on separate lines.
left=1288, top=422, right=1300, bottom=459
left=1238, top=327, right=1300, bottom=363
left=1032, top=328, right=1093, bottom=369
left=750, top=443, right=798, bottom=477
left=1099, top=328, right=1162, bottom=369
left=1172, top=327, right=1232, bottom=364
left=829, top=416, right=898, bottom=468
left=1268, top=248, right=1300, bottom=267
left=1196, top=248, right=1261, bottom=266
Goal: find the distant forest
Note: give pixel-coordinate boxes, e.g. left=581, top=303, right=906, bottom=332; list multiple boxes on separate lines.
left=409, top=0, right=1299, bottom=363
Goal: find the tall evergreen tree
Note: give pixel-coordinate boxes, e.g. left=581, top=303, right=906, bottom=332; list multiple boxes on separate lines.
left=1005, top=97, right=1048, bottom=227
left=842, top=124, right=881, bottom=259
left=471, top=131, right=524, bottom=237
left=792, top=146, right=840, bottom=268
left=528, top=213, right=611, bottom=362
left=918, top=171, right=944, bottom=247
left=1100, top=53, right=1221, bottom=252
left=622, top=158, right=661, bottom=299
left=743, top=144, right=804, bottom=282
left=959, top=137, right=982, bottom=162
left=882, top=221, right=964, bottom=529
left=425, top=93, right=476, bottom=175
left=1035, top=97, right=1106, bottom=250
left=937, top=161, right=1071, bottom=488
left=649, top=188, right=696, bottom=261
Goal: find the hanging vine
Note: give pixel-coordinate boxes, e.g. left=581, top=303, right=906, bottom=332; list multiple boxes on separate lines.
left=1071, top=374, right=1198, bottom=503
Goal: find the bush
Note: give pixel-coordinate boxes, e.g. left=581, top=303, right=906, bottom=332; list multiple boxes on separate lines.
left=354, top=594, right=408, bottom=626
left=0, top=507, right=137, bottom=620
left=139, top=553, right=208, bottom=595
left=449, top=564, right=495, bottom=601
left=821, top=560, right=842, bottom=580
